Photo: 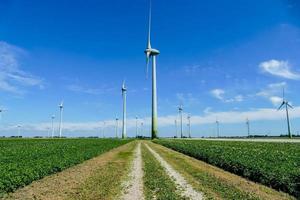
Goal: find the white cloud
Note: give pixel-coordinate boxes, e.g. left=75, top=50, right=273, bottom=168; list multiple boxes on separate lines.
left=269, top=96, right=283, bottom=106
left=66, top=84, right=117, bottom=95
left=0, top=41, right=43, bottom=94
left=176, top=93, right=199, bottom=106
left=257, top=82, right=286, bottom=106
left=210, top=89, right=225, bottom=100
left=210, top=89, right=244, bottom=103
left=259, top=60, right=300, bottom=80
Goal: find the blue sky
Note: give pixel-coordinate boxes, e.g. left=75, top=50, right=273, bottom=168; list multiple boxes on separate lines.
left=0, top=0, right=300, bottom=137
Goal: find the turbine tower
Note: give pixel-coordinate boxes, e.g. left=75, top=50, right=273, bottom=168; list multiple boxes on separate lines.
left=58, top=101, right=63, bottom=138
left=122, top=81, right=127, bottom=139
left=135, top=115, right=139, bottom=138
left=178, top=105, right=183, bottom=138
left=115, top=116, right=119, bottom=138
left=246, top=118, right=250, bottom=137
left=187, top=115, right=191, bottom=138
left=216, top=118, right=220, bottom=138
left=51, top=115, right=55, bottom=138
left=278, top=88, right=293, bottom=139
left=17, top=125, right=21, bottom=138
left=0, top=108, right=7, bottom=122
left=145, top=0, right=160, bottom=139
left=175, top=119, right=178, bottom=138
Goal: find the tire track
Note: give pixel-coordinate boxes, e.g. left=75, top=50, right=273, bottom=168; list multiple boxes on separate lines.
left=121, top=142, right=144, bottom=200
left=145, top=143, right=204, bottom=200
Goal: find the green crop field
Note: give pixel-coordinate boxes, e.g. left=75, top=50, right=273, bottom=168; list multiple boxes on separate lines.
left=154, top=139, right=300, bottom=198
left=0, top=138, right=131, bottom=196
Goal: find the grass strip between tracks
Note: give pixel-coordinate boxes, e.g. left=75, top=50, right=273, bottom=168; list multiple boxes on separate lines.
left=141, top=143, right=183, bottom=200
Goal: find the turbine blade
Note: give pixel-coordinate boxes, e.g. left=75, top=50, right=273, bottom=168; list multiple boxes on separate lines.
left=147, top=0, right=152, bottom=49
left=146, top=52, right=150, bottom=79
left=287, top=103, right=293, bottom=109
left=277, top=102, right=285, bottom=110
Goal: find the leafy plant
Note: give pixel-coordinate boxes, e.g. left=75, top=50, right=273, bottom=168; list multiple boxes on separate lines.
left=154, top=139, right=300, bottom=198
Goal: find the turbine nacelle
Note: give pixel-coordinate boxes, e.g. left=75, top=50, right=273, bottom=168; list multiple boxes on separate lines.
left=144, top=48, right=160, bottom=56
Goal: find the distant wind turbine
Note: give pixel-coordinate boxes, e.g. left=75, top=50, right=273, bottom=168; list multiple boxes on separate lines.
left=246, top=118, right=250, bottom=137
left=135, top=115, right=139, bottom=138
left=216, top=118, right=220, bottom=138
left=17, top=125, right=21, bottom=138
left=145, top=0, right=160, bottom=139
left=175, top=119, right=178, bottom=138
left=178, top=105, right=183, bottom=138
left=58, top=101, right=64, bottom=138
left=277, top=88, right=293, bottom=139
left=51, top=115, right=55, bottom=138
left=0, top=108, right=7, bottom=122
left=115, top=116, right=119, bottom=138
left=122, top=81, right=127, bottom=139
left=187, top=115, right=191, bottom=138
left=140, top=122, right=144, bottom=137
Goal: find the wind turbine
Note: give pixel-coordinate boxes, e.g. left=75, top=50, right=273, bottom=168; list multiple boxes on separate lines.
left=278, top=88, right=293, bottom=139
left=122, top=81, right=127, bottom=139
left=102, top=121, right=106, bottom=138
left=135, top=115, right=139, bottom=138
left=141, top=121, right=144, bottom=138
left=0, top=108, right=7, bottom=122
left=58, top=101, right=64, bottom=138
left=187, top=115, right=191, bottom=138
left=246, top=118, right=250, bottom=137
left=17, top=125, right=21, bottom=138
left=51, top=115, right=55, bottom=138
left=175, top=119, right=178, bottom=138
left=115, top=116, right=119, bottom=138
left=178, top=105, right=183, bottom=138
left=145, top=0, right=160, bottom=139
left=216, top=118, right=220, bottom=138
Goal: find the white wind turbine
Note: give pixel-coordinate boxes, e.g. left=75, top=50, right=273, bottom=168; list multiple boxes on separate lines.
left=187, top=115, right=191, bottom=138
left=145, top=0, right=160, bottom=139
left=51, top=115, right=55, bottom=138
left=122, top=81, right=127, bottom=139
left=115, top=116, right=119, bottom=138
left=58, top=101, right=64, bottom=138
left=0, top=108, right=8, bottom=122
left=178, top=105, right=183, bottom=138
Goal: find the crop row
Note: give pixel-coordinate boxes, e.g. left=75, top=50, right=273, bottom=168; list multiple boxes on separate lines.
left=154, top=139, right=300, bottom=198
left=0, top=138, right=131, bottom=195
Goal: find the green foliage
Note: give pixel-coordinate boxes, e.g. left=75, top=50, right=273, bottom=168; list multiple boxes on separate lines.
left=0, top=138, right=130, bottom=195
left=154, top=139, right=300, bottom=198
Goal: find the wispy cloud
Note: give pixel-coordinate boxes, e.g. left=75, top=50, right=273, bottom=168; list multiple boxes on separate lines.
left=259, top=59, right=300, bottom=80
left=3, top=106, right=300, bottom=132
left=257, top=82, right=286, bottom=106
left=0, top=41, right=43, bottom=94
left=210, top=89, right=244, bottom=103
left=210, top=89, right=225, bottom=100
left=66, top=84, right=117, bottom=95
left=176, top=93, right=200, bottom=107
